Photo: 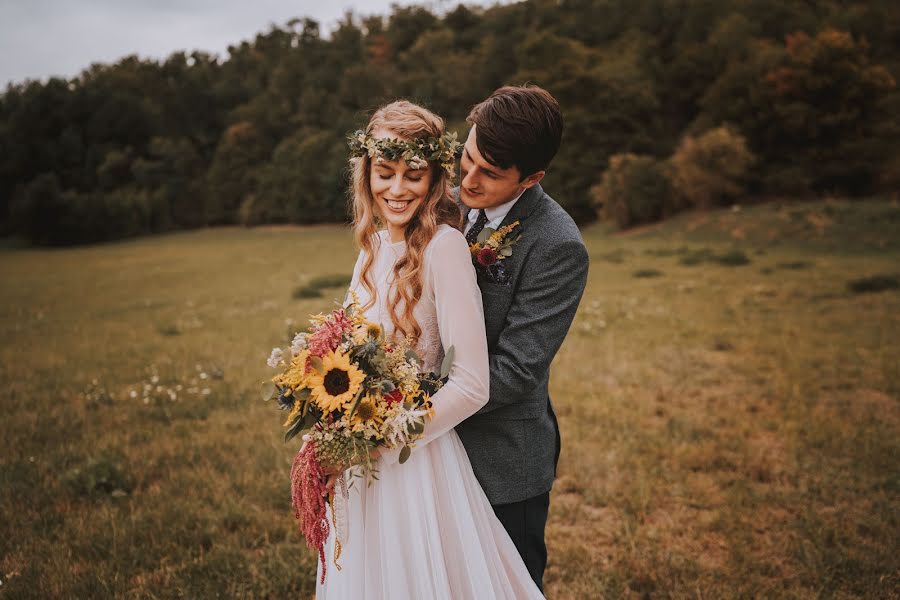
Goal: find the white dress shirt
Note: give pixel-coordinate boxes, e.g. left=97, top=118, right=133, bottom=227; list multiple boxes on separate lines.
left=463, top=189, right=526, bottom=236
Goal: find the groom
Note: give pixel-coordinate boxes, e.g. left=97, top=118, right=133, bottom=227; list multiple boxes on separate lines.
left=455, top=85, right=589, bottom=592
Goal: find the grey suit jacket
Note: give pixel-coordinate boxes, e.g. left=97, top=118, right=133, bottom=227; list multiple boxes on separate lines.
left=454, top=184, right=589, bottom=505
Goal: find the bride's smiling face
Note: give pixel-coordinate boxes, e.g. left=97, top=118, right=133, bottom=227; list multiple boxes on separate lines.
left=369, top=129, right=432, bottom=239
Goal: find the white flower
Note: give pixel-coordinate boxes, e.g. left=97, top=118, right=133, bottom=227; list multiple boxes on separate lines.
left=267, top=347, right=285, bottom=368
left=383, top=406, right=428, bottom=447
left=291, top=332, right=308, bottom=355
left=129, top=390, right=137, bottom=398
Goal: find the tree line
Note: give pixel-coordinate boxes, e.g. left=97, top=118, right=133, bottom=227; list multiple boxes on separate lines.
left=1, top=0, right=897, bottom=245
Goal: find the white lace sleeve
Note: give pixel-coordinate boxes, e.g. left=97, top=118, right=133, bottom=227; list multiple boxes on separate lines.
left=381, top=229, right=489, bottom=465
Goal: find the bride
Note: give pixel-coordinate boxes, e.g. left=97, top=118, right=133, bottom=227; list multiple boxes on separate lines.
left=315, top=100, right=545, bottom=599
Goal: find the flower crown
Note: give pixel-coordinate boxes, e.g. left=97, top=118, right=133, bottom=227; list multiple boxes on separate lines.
left=348, top=130, right=462, bottom=175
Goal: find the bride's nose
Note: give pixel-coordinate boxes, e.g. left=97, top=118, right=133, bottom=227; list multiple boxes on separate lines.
left=389, top=175, right=405, bottom=197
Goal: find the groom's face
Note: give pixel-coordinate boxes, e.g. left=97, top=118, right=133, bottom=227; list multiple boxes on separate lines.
left=459, top=126, right=537, bottom=210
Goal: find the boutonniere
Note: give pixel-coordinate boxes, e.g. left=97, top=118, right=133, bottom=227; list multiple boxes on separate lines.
left=469, top=220, right=522, bottom=285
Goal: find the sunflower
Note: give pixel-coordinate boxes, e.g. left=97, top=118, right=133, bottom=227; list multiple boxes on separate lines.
left=343, top=393, right=385, bottom=433
left=307, top=350, right=366, bottom=413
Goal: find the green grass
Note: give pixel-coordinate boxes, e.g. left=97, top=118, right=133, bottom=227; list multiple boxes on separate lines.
left=2, top=200, right=899, bottom=598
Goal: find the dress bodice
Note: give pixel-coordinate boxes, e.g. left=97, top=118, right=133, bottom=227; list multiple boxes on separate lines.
left=348, top=227, right=449, bottom=374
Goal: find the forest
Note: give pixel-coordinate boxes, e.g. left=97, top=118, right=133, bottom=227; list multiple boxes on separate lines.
left=1, top=0, right=897, bottom=245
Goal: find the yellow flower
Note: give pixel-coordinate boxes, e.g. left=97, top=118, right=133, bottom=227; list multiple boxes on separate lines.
left=282, top=396, right=303, bottom=427
left=349, top=393, right=383, bottom=422
left=272, top=349, right=311, bottom=391
left=307, top=350, right=366, bottom=413
left=343, top=393, right=385, bottom=433
left=352, top=322, right=383, bottom=345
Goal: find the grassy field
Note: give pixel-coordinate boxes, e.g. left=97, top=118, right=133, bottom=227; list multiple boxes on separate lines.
left=1, top=199, right=898, bottom=599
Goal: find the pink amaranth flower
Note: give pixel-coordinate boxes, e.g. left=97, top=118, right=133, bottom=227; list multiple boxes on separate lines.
left=477, top=247, right=498, bottom=266
left=307, top=309, right=353, bottom=357
left=291, top=443, right=330, bottom=583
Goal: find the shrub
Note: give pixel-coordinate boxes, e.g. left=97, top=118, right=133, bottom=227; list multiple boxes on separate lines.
left=680, top=248, right=714, bottom=266
left=11, top=175, right=153, bottom=245
left=633, top=269, right=663, bottom=278
left=292, top=286, right=322, bottom=299
left=308, top=274, right=352, bottom=289
left=679, top=248, right=750, bottom=267
left=10, top=173, right=65, bottom=245
left=669, top=126, right=755, bottom=208
left=714, top=250, right=751, bottom=266
left=847, top=275, right=900, bottom=294
left=777, top=261, right=813, bottom=270
left=593, top=154, right=673, bottom=229
left=292, top=274, right=352, bottom=299
left=64, top=455, right=133, bottom=498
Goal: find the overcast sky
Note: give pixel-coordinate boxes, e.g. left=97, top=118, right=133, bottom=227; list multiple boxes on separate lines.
left=0, top=0, right=508, bottom=87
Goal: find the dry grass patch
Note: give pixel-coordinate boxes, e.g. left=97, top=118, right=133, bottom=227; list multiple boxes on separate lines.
left=2, top=203, right=898, bottom=598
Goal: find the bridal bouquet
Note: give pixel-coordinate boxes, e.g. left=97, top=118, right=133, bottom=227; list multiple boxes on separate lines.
left=262, top=293, right=448, bottom=581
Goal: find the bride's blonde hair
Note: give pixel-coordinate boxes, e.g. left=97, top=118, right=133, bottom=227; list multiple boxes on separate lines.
left=350, top=101, right=462, bottom=344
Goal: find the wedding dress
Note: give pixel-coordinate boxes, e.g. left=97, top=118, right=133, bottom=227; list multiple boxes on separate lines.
left=316, top=224, right=544, bottom=599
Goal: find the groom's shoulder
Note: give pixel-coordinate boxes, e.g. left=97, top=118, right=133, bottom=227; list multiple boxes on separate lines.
left=533, top=187, right=584, bottom=247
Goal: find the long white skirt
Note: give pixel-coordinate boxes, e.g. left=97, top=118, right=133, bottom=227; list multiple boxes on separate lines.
left=316, top=430, right=545, bottom=599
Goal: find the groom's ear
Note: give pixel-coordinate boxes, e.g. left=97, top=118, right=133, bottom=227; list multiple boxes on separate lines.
left=520, top=170, right=545, bottom=189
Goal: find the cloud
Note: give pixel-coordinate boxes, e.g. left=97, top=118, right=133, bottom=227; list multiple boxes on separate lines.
left=1, top=0, right=502, bottom=86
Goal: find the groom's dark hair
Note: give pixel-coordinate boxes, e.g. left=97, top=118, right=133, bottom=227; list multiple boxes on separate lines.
left=466, top=84, right=563, bottom=179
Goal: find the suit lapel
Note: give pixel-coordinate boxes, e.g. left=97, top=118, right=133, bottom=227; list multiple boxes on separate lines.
left=497, top=183, right=543, bottom=230
left=456, top=184, right=544, bottom=237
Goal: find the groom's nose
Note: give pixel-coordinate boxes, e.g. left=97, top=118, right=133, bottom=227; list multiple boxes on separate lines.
left=461, top=167, right=478, bottom=191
